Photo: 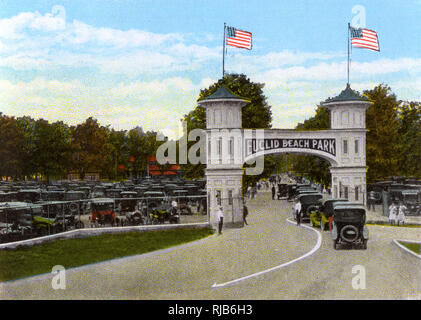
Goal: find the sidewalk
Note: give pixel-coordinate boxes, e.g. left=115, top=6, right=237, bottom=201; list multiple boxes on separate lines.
left=366, top=204, right=421, bottom=226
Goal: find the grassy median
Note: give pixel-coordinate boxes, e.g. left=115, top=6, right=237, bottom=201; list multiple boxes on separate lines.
left=0, top=227, right=214, bottom=282
left=399, top=241, right=421, bottom=255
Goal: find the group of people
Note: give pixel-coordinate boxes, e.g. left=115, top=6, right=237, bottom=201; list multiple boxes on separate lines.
left=388, top=201, right=407, bottom=226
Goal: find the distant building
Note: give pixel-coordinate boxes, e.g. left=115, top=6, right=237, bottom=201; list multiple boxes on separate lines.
left=147, top=155, right=181, bottom=176
left=67, top=171, right=100, bottom=181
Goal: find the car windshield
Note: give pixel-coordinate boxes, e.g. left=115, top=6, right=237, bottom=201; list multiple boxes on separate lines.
left=403, top=194, right=418, bottom=203
left=65, top=193, right=83, bottom=200
left=92, top=203, right=113, bottom=211
left=335, top=209, right=365, bottom=220
left=300, top=195, right=322, bottom=203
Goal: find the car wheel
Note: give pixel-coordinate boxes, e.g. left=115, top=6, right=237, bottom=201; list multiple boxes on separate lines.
left=333, top=241, right=339, bottom=250
left=362, top=240, right=368, bottom=250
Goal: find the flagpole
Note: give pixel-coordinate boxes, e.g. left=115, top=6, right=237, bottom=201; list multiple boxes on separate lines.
left=347, top=22, right=350, bottom=85
left=222, top=22, right=226, bottom=79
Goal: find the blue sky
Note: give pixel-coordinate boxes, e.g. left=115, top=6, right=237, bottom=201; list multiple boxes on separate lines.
left=0, top=0, right=420, bottom=138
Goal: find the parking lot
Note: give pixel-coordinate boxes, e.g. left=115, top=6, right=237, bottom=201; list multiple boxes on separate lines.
left=1, top=188, right=420, bottom=300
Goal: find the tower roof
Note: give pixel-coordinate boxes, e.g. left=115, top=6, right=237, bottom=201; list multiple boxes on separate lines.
left=323, top=83, right=369, bottom=104
left=198, top=86, right=249, bottom=103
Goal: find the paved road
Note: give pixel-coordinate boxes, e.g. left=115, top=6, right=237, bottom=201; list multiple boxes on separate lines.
left=1, top=190, right=420, bottom=299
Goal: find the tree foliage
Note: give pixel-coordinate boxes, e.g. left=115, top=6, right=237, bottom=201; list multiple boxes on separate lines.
left=290, top=106, right=331, bottom=187
left=181, top=74, right=274, bottom=187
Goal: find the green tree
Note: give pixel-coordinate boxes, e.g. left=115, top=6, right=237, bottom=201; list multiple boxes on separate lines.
left=0, top=114, right=25, bottom=180
left=16, top=116, right=37, bottom=179
left=396, top=101, right=421, bottom=178
left=102, top=129, right=128, bottom=180
left=70, top=117, right=110, bottom=180
left=363, top=84, right=401, bottom=183
left=291, top=106, right=331, bottom=187
left=32, top=119, right=71, bottom=182
left=181, top=73, right=273, bottom=183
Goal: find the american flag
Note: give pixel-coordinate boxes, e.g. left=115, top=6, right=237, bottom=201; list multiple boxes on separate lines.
left=350, top=27, right=380, bottom=51
left=226, top=26, right=252, bottom=50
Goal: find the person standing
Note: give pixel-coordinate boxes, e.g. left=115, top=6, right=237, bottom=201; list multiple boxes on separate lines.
left=397, top=201, right=406, bottom=226
left=216, top=206, right=224, bottom=235
left=294, top=198, right=302, bottom=226
left=246, top=185, right=252, bottom=199
left=271, top=185, right=276, bottom=200
left=388, top=202, right=397, bottom=225
left=243, top=203, right=249, bottom=225
left=368, top=191, right=376, bottom=211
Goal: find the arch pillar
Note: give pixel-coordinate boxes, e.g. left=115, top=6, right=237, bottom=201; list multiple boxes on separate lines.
left=198, top=83, right=371, bottom=229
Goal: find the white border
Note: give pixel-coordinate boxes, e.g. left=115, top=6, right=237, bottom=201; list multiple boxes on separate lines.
left=392, top=239, right=421, bottom=259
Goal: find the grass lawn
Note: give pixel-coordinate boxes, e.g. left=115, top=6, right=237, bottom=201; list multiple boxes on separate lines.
left=399, top=241, right=421, bottom=255
left=0, top=227, right=214, bottom=282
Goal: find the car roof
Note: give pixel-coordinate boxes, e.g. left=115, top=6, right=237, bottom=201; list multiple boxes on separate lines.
left=322, top=198, right=348, bottom=204
left=0, top=201, right=31, bottom=209
left=334, top=204, right=366, bottom=211
left=297, top=193, right=322, bottom=198
left=38, top=201, right=65, bottom=205
left=402, top=190, right=419, bottom=195
left=91, top=198, right=114, bottom=204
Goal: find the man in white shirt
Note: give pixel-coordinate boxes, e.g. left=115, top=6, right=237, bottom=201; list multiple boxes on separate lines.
left=294, top=199, right=302, bottom=226
left=216, top=206, right=224, bottom=235
left=171, top=200, right=178, bottom=215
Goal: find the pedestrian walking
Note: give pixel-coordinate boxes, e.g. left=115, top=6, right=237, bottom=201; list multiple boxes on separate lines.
left=216, top=206, right=224, bottom=235
left=368, top=191, right=376, bottom=211
left=294, top=198, right=302, bottom=226
left=388, top=202, right=397, bottom=225
left=397, top=201, right=406, bottom=226
left=271, top=185, right=276, bottom=200
left=243, top=203, right=249, bottom=225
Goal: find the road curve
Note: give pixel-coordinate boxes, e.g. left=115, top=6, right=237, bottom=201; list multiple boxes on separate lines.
left=1, top=190, right=420, bottom=299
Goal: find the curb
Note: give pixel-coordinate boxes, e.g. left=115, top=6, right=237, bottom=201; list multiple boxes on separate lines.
left=366, top=219, right=421, bottom=226
left=0, top=222, right=211, bottom=250
left=392, top=239, right=421, bottom=259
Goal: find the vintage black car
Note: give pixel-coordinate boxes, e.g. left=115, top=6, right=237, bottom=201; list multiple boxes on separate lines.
left=277, top=184, right=288, bottom=199
left=0, top=202, right=35, bottom=242
left=295, top=193, right=323, bottom=221
left=317, top=198, right=349, bottom=230
left=0, top=191, right=18, bottom=202
left=64, top=191, right=90, bottom=216
left=36, top=201, right=84, bottom=233
left=17, top=189, right=42, bottom=203
left=331, top=204, right=368, bottom=250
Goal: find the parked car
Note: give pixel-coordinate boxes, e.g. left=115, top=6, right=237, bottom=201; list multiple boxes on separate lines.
left=17, top=189, right=42, bottom=203
left=0, top=202, right=34, bottom=241
left=402, top=190, right=420, bottom=215
left=90, top=198, right=117, bottom=227
left=277, top=183, right=288, bottom=199
left=172, top=190, right=192, bottom=215
left=295, top=193, right=323, bottom=221
left=36, top=201, right=84, bottom=233
left=331, top=204, right=368, bottom=250
left=310, top=198, right=349, bottom=230
left=64, top=191, right=90, bottom=217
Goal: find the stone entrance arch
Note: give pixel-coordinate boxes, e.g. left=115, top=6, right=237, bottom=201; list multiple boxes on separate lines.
left=198, top=84, right=371, bottom=228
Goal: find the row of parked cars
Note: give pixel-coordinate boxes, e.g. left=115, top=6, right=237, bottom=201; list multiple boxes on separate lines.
left=284, top=183, right=368, bottom=250
left=0, top=178, right=207, bottom=243
left=368, top=178, right=421, bottom=215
